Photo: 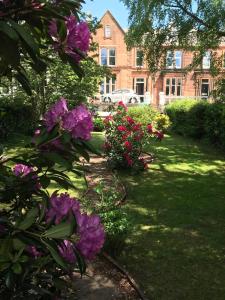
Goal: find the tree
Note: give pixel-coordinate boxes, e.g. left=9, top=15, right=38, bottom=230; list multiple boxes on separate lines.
left=0, top=0, right=89, bottom=94
left=122, top=0, right=225, bottom=74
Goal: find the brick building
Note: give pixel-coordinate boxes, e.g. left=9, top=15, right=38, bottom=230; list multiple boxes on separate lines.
left=93, top=10, right=225, bottom=107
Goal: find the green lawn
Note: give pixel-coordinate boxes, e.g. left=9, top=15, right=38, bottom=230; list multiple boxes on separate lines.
left=3, top=133, right=225, bottom=299
left=117, top=135, right=225, bottom=300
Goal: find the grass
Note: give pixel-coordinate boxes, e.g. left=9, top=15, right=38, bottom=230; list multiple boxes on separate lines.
left=3, top=132, right=225, bottom=299
left=117, top=134, right=225, bottom=300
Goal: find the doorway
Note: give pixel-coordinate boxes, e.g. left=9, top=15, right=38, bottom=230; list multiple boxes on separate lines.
left=135, top=78, right=145, bottom=102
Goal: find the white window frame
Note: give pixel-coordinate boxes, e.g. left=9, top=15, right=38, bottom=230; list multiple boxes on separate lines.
left=101, top=76, right=117, bottom=94
left=202, top=51, right=211, bottom=69
left=165, top=78, right=182, bottom=96
left=166, top=51, right=182, bottom=69
left=100, top=48, right=116, bottom=66
left=104, top=25, right=111, bottom=38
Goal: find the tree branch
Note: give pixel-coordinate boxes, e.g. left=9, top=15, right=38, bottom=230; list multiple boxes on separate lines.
left=174, top=0, right=225, bottom=37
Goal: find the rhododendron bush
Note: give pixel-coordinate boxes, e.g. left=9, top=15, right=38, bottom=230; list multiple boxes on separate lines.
left=104, top=102, right=164, bottom=170
left=0, top=99, right=105, bottom=299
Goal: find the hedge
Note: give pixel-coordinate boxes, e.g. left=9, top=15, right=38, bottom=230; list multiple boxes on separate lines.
left=165, top=99, right=225, bottom=150
left=0, top=103, right=36, bottom=140
left=128, top=105, right=171, bottom=131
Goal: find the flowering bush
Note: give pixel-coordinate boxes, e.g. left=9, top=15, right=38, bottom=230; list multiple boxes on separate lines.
left=0, top=99, right=104, bottom=299
left=104, top=102, right=164, bottom=170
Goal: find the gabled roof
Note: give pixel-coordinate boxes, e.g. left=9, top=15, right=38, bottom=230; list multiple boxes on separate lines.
left=100, top=10, right=125, bottom=35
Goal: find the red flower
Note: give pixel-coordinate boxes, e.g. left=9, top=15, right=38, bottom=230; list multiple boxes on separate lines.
left=117, top=125, right=127, bottom=132
left=126, top=116, right=135, bottom=125
left=104, top=115, right=113, bottom=124
left=118, top=101, right=127, bottom=110
left=147, top=124, right=153, bottom=133
left=124, top=140, right=132, bottom=151
left=134, top=130, right=144, bottom=141
left=132, top=124, right=141, bottom=132
left=103, top=142, right=111, bottom=150
left=154, top=131, right=164, bottom=140
left=124, top=153, right=133, bottom=166
left=139, top=158, right=148, bottom=170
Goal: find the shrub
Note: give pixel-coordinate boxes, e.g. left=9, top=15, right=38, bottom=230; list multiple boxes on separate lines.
left=128, top=105, right=170, bottom=131
left=0, top=103, right=36, bottom=140
left=165, top=99, right=208, bottom=138
left=91, top=179, right=130, bottom=257
left=0, top=99, right=105, bottom=298
left=165, top=99, right=225, bottom=150
left=128, top=105, right=157, bottom=126
left=93, top=117, right=104, bottom=132
left=104, top=101, right=164, bottom=171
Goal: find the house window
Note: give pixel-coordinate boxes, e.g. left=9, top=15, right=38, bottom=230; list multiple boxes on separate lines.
left=201, top=79, right=209, bottom=97
left=101, top=48, right=107, bottom=65
left=100, top=48, right=116, bottom=66
left=202, top=51, right=211, bottom=69
left=136, top=50, right=144, bottom=67
left=104, top=25, right=111, bottom=38
left=101, top=76, right=117, bottom=94
left=166, top=51, right=182, bottom=69
left=165, top=78, right=182, bottom=96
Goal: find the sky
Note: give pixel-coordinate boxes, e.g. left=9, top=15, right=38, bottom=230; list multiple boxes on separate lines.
left=82, top=0, right=129, bottom=29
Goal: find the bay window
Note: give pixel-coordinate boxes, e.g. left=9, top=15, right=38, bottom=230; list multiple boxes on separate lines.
left=165, top=78, right=182, bottom=96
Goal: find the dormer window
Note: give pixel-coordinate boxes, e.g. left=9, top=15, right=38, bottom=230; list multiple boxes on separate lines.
left=104, top=25, right=111, bottom=38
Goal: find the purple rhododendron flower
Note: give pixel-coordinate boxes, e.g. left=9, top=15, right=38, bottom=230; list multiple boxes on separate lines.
left=43, top=97, right=68, bottom=131
left=62, top=104, right=93, bottom=140
left=46, top=193, right=80, bottom=224
left=27, top=245, right=42, bottom=258
left=49, top=15, right=90, bottom=63
left=65, top=15, right=90, bottom=62
left=58, top=240, right=76, bottom=264
left=13, top=164, right=33, bottom=177
left=13, top=164, right=41, bottom=190
left=76, top=213, right=105, bottom=260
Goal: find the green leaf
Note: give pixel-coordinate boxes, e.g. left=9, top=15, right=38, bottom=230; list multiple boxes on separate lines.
left=0, top=262, right=10, bottom=272
left=74, top=248, right=86, bottom=275
left=39, top=176, right=50, bottom=189
left=18, top=207, right=39, bottom=230
left=9, top=21, right=39, bottom=54
left=41, top=240, right=67, bottom=269
left=12, top=262, right=22, bottom=274
left=15, top=70, right=32, bottom=95
left=0, top=21, right=19, bottom=41
left=43, top=220, right=75, bottom=239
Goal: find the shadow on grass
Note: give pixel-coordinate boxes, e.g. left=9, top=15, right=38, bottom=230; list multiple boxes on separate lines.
left=117, top=134, right=225, bottom=300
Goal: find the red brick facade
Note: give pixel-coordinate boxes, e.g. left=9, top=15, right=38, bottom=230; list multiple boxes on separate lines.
left=93, top=10, right=225, bottom=107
